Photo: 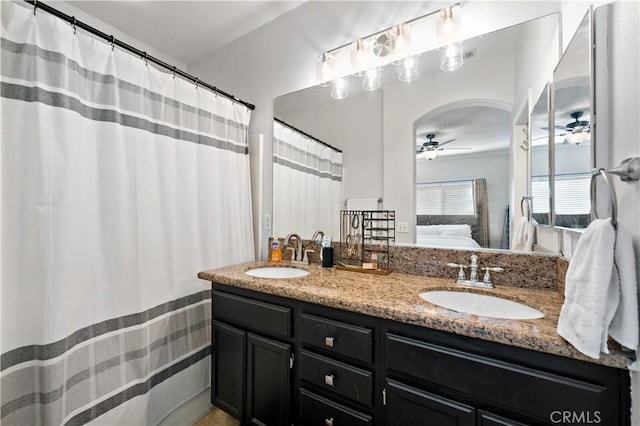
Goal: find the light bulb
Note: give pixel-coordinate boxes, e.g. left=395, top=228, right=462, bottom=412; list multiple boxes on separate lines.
left=350, top=39, right=369, bottom=76
left=330, top=78, right=348, bottom=100
left=398, top=56, right=419, bottom=82
left=437, top=6, right=460, bottom=45
left=421, top=150, right=439, bottom=160
left=317, top=52, right=334, bottom=87
left=440, top=42, right=463, bottom=71
left=566, top=131, right=590, bottom=145
left=362, top=67, right=381, bottom=91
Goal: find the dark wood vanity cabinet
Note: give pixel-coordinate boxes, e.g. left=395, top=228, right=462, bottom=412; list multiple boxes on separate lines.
left=210, top=283, right=630, bottom=426
left=211, top=287, right=294, bottom=426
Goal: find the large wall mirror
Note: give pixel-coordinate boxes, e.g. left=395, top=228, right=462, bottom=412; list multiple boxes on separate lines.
left=552, top=11, right=593, bottom=230
left=529, top=83, right=552, bottom=227
left=274, top=12, right=561, bottom=252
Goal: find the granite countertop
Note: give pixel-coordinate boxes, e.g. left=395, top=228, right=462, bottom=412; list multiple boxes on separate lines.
left=198, top=261, right=631, bottom=369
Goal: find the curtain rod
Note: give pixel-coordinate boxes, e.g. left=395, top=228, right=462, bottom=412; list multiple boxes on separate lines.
left=25, top=0, right=255, bottom=111
left=274, top=117, right=342, bottom=153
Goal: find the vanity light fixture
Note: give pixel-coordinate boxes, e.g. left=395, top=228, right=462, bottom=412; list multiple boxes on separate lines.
left=317, top=52, right=335, bottom=87
left=317, top=2, right=462, bottom=98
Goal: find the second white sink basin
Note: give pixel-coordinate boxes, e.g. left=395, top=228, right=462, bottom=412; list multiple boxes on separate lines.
left=419, top=290, right=544, bottom=320
left=245, top=267, right=309, bottom=279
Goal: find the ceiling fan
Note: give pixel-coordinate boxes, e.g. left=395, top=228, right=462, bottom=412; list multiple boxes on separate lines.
left=540, top=111, right=590, bottom=145
left=416, top=133, right=470, bottom=156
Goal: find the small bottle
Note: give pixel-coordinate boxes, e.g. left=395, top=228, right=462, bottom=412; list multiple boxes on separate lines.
left=269, top=234, right=282, bottom=263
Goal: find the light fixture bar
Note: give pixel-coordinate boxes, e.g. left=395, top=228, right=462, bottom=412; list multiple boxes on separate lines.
left=321, top=2, right=461, bottom=57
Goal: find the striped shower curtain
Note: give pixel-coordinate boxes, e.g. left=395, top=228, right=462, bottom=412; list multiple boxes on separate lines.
left=1, top=2, right=254, bottom=425
left=273, top=121, right=343, bottom=240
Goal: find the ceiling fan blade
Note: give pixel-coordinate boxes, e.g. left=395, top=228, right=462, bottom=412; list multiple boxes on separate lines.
left=442, top=147, right=472, bottom=150
left=437, top=139, right=456, bottom=147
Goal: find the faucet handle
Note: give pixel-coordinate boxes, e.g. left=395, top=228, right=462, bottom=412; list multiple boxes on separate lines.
left=285, top=247, right=296, bottom=261
left=303, top=249, right=315, bottom=263
left=447, top=263, right=467, bottom=281
left=481, top=267, right=504, bottom=284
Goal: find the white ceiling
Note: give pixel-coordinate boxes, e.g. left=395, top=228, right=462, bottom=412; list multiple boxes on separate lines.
left=67, top=1, right=305, bottom=64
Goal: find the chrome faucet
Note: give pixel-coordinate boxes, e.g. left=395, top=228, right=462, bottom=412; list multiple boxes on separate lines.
left=285, top=233, right=304, bottom=262
left=312, top=230, right=325, bottom=245
left=447, top=254, right=503, bottom=289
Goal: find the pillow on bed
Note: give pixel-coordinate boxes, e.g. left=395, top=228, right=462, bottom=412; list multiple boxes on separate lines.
left=417, top=224, right=472, bottom=239
left=416, top=234, right=481, bottom=249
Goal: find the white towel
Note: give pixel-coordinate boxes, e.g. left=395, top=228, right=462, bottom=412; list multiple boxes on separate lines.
left=608, top=223, right=639, bottom=352
left=512, top=217, right=528, bottom=251
left=557, top=218, right=617, bottom=359
left=513, top=217, right=536, bottom=251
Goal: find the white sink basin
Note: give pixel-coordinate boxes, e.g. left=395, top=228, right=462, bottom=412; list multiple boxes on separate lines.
left=245, top=267, right=310, bottom=279
left=419, top=291, right=544, bottom=320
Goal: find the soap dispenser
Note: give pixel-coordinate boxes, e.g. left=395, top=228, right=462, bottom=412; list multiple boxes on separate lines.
left=269, top=234, right=282, bottom=263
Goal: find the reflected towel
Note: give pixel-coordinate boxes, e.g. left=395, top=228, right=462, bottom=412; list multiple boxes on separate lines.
left=513, top=217, right=536, bottom=251
left=557, top=218, right=617, bottom=359
left=609, top=223, right=639, bottom=352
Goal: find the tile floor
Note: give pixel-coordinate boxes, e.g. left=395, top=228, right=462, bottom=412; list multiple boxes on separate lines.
left=192, top=407, right=239, bottom=426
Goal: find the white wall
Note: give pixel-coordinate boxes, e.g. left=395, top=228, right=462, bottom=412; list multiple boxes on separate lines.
left=277, top=91, right=384, bottom=203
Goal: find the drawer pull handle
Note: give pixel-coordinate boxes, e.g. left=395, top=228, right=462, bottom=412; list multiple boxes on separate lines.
left=325, top=417, right=334, bottom=426
left=325, top=336, right=334, bottom=347
left=324, top=374, right=335, bottom=386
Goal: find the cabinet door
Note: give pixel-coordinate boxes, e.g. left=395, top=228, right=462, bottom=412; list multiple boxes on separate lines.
left=386, top=379, right=475, bottom=426
left=212, top=321, right=245, bottom=421
left=246, top=332, right=291, bottom=426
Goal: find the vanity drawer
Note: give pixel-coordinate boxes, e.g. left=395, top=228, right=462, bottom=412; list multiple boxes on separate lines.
left=212, top=290, right=291, bottom=339
left=300, top=349, right=373, bottom=408
left=385, top=332, right=607, bottom=423
left=299, top=388, right=373, bottom=426
left=299, top=313, right=373, bottom=364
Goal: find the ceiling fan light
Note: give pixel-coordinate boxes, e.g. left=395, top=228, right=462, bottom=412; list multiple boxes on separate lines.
left=421, top=150, right=439, bottom=160
left=566, top=131, right=590, bottom=145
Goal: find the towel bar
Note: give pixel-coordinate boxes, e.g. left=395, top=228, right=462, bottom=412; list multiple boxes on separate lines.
left=590, top=168, right=617, bottom=227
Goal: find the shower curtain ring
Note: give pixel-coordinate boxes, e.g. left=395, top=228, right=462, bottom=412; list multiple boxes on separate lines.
left=71, top=16, right=77, bottom=34
left=195, top=78, right=199, bottom=89
left=143, top=52, right=148, bottom=66
left=213, top=87, right=217, bottom=97
left=172, top=66, right=177, bottom=79
left=110, top=35, right=115, bottom=51
left=33, top=0, right=37, bottom=15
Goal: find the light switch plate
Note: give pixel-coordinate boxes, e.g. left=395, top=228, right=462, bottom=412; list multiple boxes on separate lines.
left=397, top=221, right=409, bottom=233
left=263, top=214, right=272, bottom=230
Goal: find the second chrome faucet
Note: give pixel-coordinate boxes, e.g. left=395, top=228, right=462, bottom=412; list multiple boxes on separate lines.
left=447, top=254, right=504, bottom=289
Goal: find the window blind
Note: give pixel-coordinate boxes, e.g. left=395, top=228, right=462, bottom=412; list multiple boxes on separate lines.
left=416, top=180, right=475, bottom=215
left=531, top=173, right=591, bottom=215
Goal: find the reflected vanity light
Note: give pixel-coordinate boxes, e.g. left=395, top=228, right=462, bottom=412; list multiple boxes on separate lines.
left=362, top=67, right=382, bottom=91
left=317, top=2, right=462, bottom=98
left=398, top=56, right=420, bottom=82
left=330, top=78, right=349, bottom=100
left=440, top=42, right=464, bottom=71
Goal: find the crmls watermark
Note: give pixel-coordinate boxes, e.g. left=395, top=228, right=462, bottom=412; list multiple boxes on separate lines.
left=549, top=411, right=602, bottom=424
